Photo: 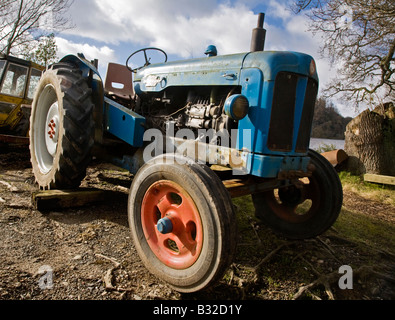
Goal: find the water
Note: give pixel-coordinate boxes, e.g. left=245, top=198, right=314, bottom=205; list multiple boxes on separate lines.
left=309, top=137, right=345, bottom=151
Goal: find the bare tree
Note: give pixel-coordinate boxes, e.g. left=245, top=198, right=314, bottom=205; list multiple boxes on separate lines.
left=0, top=0, right=74, bottom=56
left=293, top=0, right=395, bottom=109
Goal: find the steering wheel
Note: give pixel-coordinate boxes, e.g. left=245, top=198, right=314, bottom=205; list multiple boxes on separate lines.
left=126, top=47, right=168, bottom=73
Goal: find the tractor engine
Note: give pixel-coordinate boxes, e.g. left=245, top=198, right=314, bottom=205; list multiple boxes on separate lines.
left=136, top=86, right=239, bottom=137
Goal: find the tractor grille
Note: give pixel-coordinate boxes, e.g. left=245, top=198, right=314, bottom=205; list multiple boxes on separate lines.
left=295, top=78, right=318, bottom=152
left=267, top=72, right=298, bottom=152
left=267, top=72, right=318, bottom=153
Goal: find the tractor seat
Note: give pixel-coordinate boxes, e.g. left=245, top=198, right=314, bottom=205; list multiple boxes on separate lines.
left=104, top=63, right=134, bottom=100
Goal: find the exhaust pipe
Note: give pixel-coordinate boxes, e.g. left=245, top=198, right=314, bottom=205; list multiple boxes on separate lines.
left=250, top=13, right=266, bottom=52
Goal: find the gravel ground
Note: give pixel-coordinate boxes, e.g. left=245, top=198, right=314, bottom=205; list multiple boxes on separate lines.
left=1, top=146, right=394, bottom=301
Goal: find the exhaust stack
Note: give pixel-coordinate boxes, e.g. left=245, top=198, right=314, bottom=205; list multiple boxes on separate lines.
left=250, top=13, right=266, bottom=52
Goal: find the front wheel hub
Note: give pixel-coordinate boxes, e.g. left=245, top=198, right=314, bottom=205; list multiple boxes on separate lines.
left=44, top=102, right=60, bottom=157
left=141, top=180, right=203, bottom=269
left=157, top=217, right=173, bottom=234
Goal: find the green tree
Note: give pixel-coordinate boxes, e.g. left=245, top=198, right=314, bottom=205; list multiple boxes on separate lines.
left=22, top=33, right=58, bottom=67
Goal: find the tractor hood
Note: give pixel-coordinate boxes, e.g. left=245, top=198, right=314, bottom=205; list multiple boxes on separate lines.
left=134, top=51, right=318, bottom=95
left=134, top=52, right=246, bottom=95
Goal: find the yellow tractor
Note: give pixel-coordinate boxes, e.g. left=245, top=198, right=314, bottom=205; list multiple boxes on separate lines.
left=0, top=54, right=45, bottom=144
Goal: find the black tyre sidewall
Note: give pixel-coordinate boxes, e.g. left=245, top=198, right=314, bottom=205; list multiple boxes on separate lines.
left=128, top=155, right=236, bottom=292
left=253, top=150, right=342, bottom=239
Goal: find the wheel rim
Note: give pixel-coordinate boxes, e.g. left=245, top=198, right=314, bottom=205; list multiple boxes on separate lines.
left=33, top=84, right=60, bottom=174
left=265, top=176, right=320, bottom=223
left=141, top=180, right=203, bottom=269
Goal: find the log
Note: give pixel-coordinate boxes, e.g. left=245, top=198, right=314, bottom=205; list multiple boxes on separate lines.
left=364, top=174, right=395, bottom=186
left=321, top=149, right=348, bottom=166
left=32, top=188, right=127, bottom=211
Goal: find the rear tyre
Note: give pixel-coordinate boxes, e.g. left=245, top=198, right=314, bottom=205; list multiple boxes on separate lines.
left=29, top=63, right=94, bottom=189
left=128, top=154, right=237, bottom=293
left=252, top=149, right=343, bottom=239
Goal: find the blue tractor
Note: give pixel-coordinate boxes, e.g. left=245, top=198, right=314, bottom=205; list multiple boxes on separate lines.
left=29, top=14, right=342, bottom=292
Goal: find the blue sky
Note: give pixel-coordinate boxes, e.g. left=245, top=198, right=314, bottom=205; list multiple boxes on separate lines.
left=54, top=0, right=358, bottom=118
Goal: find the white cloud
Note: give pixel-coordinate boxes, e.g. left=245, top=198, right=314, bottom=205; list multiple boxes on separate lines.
left=55, top=37, right=116, bottom=73
left=266, top=0, right=292, bottom=21
left=62, top=0, right=257, bottom=57
left=54, top=0, right=358, bottom=116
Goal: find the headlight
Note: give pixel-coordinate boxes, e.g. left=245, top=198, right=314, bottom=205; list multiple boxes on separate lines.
left=224, top=94, right=249, bottom=120
left=309, top=59, right=316, bottom=76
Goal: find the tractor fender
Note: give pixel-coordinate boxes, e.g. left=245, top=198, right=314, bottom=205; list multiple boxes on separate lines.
left=60, top=53, right=101, bottom=79
left=59, top=54, right=104, bottom=100
left=59, top=53, right=105, bottom=144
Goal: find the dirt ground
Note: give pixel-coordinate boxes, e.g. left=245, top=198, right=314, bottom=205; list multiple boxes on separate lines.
left=0, top=146, right=394, bottom=301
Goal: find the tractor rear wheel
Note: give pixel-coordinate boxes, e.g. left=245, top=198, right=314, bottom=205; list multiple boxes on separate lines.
left=29, top=62, right=94, bottom=189
left=252, top=149, right=342, bottom=239
left=128, top=154, right=237, bottom=293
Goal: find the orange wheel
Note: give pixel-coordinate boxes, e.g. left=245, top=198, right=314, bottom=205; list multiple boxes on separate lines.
left=141, top=180, right=203, bottom=269
left=128, top=154, right=236, bottom=293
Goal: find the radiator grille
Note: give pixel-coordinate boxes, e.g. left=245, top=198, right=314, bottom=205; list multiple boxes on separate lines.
left=267, top=72, right=318, bottom=153
left=295, top=78, right=318, bottom=152
left=267, top=72, right=298, bottom=152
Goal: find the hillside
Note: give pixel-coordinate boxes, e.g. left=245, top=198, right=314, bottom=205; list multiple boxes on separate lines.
left=311, top=98, right=352, bottom=140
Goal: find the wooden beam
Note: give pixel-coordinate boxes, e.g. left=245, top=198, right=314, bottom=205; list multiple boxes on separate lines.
left=364, top=174, right=395, bottom=186
left=223, top=178, right=284, bottom=198
left=32, top=188, right=127, bottom=211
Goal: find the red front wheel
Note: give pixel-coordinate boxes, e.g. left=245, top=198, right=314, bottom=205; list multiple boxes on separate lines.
left=141, top=180, right=203, bottom=269
left=128, top=154, right=237, bottom=293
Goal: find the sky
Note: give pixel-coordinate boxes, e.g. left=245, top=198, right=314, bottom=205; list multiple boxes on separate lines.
left=53, top=0, right=359, bottom=118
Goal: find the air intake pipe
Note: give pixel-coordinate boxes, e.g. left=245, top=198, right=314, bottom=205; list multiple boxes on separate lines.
left=250, top=13, right=266, bottom=52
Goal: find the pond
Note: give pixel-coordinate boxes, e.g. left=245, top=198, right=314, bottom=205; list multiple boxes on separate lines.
left=309, top=137, right=345, bottom=151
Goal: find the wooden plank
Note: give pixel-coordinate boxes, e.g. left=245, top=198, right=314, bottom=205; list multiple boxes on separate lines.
left=32, top=188, right=127, bottom=211
left=364, top=173, right=395, bottom=186
left=223, top=178, right=282, bottom=198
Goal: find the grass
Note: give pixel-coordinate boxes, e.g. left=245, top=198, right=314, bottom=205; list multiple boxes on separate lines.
left=339, top=171, right=395, bottom=206
left=334, top=208, right=395, bottom=252
left=231, top=171, right=395, bottom=266
left=231, top=172, right=395, bottom=250
left=215, top=170, right=395, bottom=299
left=335, top=171, right=395, bottom=253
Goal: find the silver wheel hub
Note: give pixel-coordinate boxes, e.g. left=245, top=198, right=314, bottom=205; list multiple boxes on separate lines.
left=45, top=102, right=59, bottom=157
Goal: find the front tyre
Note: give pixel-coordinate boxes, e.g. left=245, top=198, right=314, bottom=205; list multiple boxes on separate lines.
left=252, top=149, right=343, bottom=239
left=128, top=154, right=237, bottom=293
left=29, top=63, right=94, bottom=189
